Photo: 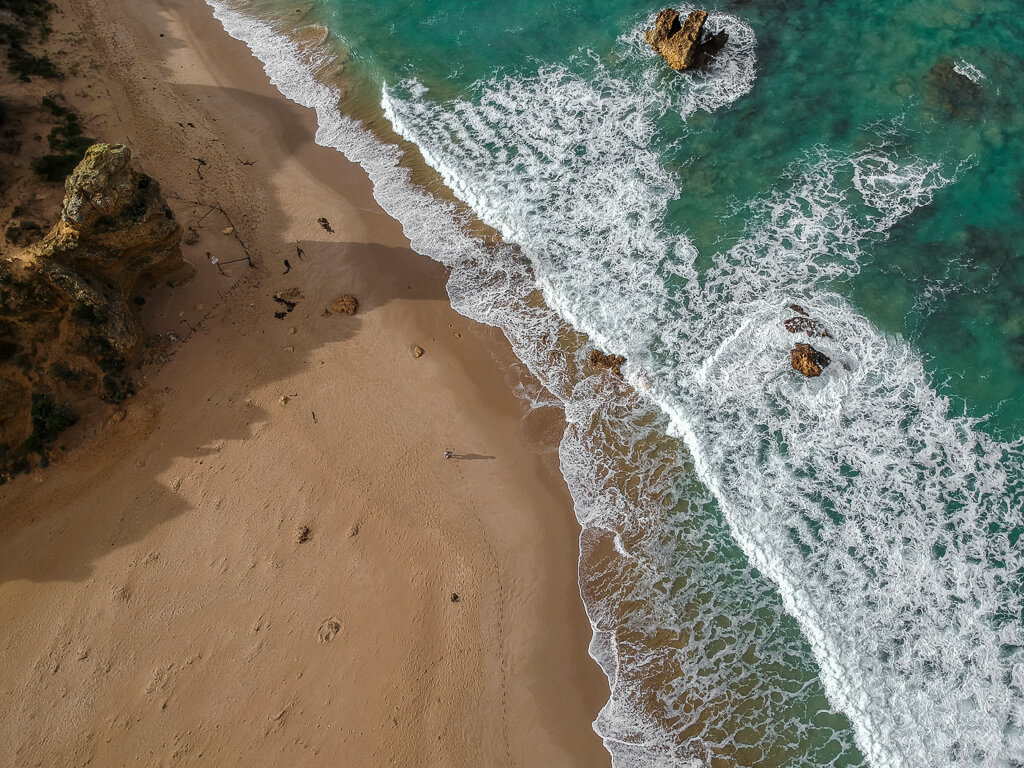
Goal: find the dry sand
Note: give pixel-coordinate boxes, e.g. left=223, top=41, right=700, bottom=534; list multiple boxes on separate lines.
left=0, top=0, right=610, bottom=765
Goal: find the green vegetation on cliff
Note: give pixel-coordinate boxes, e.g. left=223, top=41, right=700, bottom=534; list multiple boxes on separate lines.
left=0, top=0, right=57, bottom=82
left=32, top=96, right=93, bottom=181
left=25, top=392, right=75, bottom=447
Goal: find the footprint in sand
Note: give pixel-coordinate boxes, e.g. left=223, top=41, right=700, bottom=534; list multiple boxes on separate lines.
left=317, top=617, right=341, bottom=643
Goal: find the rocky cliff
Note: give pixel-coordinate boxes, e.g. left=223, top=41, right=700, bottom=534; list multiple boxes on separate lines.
left=0, top=143, right=187, bottom=480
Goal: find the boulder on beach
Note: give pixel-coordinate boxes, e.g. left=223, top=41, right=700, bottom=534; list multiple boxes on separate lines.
left=790, top=342, right=830, bottom=378
left=644, top=9, right=726, bottom=71
left=329, top=295, right=359, bottom=315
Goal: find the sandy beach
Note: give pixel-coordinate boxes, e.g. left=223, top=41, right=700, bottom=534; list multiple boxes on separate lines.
left=0, top=0, right=610, bottom=765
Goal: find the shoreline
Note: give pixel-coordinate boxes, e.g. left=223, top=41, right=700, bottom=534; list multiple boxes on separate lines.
left=0, top=0, right=611, bottom=764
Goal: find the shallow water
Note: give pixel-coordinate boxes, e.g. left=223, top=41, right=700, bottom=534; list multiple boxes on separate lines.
left=207, top=0, right=1024, bottom=765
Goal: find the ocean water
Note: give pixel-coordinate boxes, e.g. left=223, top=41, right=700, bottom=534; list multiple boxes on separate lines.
left=206, top=0, right=1024, bottom=765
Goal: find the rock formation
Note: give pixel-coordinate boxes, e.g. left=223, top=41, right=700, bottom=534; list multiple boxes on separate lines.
left=40, top=144, right=184, bottom=293
left=0, top=143, right=186, bottom=479
left=783, top=304, right=831, bottom=338
left=589, top=348, right=626, bottom=377
left=644, top=9, right=727, bottom=71
left=790, top=342, right=830, bottom=378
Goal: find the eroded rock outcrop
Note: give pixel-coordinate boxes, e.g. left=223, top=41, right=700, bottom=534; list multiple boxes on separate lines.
left=644, top=9, right=727, bottom=71
left=790, top=342, right=830, bottom=378
left=589, top=348, right=626, bottom=377
left=0, top=143, right=186, bottom=479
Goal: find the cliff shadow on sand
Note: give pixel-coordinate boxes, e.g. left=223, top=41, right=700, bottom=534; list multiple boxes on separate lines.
left=0, top=22, right=452, bottom=585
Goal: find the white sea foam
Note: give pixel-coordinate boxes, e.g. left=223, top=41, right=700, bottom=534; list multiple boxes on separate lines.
left=954, top=60, right=986, bottom=84
left=383, top=48, right=1024, bottom=768
left=205, top=2, right=1024, bottom=766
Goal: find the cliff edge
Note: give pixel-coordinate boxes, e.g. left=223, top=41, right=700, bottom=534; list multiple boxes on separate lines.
left=0, top=143, right=187, bottom=479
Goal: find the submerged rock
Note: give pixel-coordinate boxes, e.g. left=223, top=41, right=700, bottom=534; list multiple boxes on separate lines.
left=644, top=9, right=726, bottom=71
left=589, top=348, right=626, bottom=377
left=790, top=342, right=830, bottom=378
left=784, top=316, right=831, bottom=337
left=926, top=58, right=983, bottom=119
left=784, top=314, right=831, bottom=339
left=783, top=303, right=831, bottom=338
left=0, top=143, right=187, bottom=480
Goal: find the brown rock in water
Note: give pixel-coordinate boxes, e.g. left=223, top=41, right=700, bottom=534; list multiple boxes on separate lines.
left=644, top=9, right=721, bottom=71
left=783, top=316, right=831, bottom=338
left=0, top=144, right=187, bottom=480
left=329, top=295, right=358, bottom=315
left=790, top=343, right=831, bottom=378
left=589, top=348, right=626, bottom=377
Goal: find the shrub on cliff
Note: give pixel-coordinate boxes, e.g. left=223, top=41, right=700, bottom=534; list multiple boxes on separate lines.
left=32, top=97, right=92, bottom=181
left=0, top=0, right=57, bottom=81
left=30, top=393, right=76, bottom=439
left=24, top=392, right=76, bottom=456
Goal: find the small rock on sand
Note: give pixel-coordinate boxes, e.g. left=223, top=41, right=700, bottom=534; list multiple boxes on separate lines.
left=317, top=617, right=341, bottom=643
left=329, top=295, right=358, bottom=315
left=221, top=226, right=234, bottom=236
left=412, top=345, right=424, bottom=358
left=293, top=525, right=311, bottom=543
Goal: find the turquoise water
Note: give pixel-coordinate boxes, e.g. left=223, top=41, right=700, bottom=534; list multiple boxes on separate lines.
left=209, top=0, right=1024, bottom=765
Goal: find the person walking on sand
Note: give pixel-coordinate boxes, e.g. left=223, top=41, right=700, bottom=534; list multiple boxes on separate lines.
left=444, top=450, right=453, bottom=460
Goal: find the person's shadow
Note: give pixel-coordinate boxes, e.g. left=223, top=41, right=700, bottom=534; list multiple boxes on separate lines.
left=450, top=453, right=496, bottom=461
